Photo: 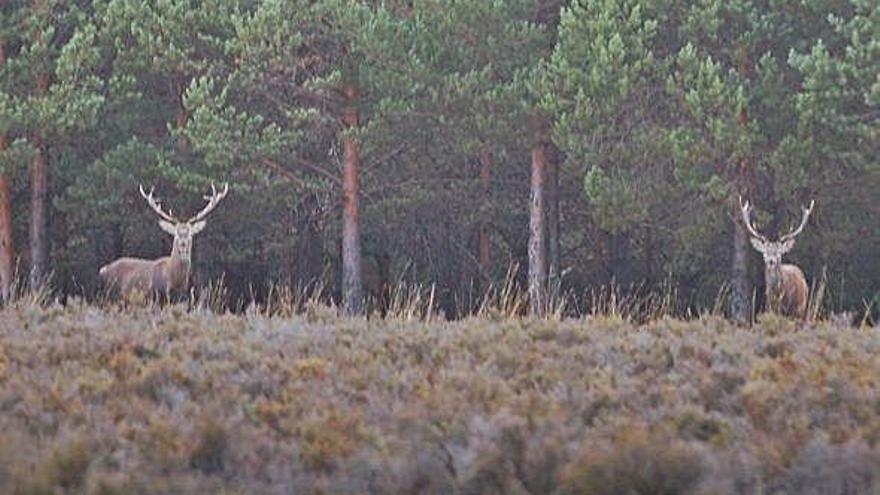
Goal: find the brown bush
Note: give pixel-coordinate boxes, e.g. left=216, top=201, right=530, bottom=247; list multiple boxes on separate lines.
left=561, top=426, right=704, bottom=495
left=0, top=303, right=878, bottom=492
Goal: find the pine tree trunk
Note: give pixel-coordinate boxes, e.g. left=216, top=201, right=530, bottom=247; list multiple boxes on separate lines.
left=341, top=84, right=363, bottom=315
left=546, top=145, right=560, bottom=293
left=731, top=211, right=751, bottom=323
left=29, top=137, right=48, bottom=288
left=731, top=47, right=753, bottom=323
left=478, top=146, right=492, bottom=283
left=29, top=73, right=50, bottom=289
left=52, top=207, right=69, bottom=296
left=295, top=192, right=323, bottom=292
left=280, top=208, right=295, bottom=284
left=0, top=142, right=14, bottom=301
left=528, top=118, right=548, bottom=317
left=0, top=42, right=15, bottom=300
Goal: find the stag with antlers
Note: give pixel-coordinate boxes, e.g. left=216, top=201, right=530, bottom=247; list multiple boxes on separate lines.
left=99, top=184, right=229, bottom=299
left=740, top=197, right=815, bottom=319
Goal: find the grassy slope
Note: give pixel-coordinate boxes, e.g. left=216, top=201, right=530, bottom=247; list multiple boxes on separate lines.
left=0, top=303, right=878, bottom=494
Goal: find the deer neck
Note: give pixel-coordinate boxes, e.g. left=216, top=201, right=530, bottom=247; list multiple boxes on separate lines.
left=765, top=263, right=784, bottom=294
left=165, top=241, right=192, bottom=290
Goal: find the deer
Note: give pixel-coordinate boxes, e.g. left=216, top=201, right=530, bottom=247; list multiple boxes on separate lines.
left=99, top=183, right=228, bottom=299
left=739, top=197, right=815, bottom=319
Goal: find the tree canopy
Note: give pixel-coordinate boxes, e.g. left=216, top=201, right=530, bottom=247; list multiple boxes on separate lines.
left=0, top=0, right=876, bottom=318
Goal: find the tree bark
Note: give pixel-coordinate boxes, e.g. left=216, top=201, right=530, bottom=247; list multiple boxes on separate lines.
left=478, top=146, right=492, bottom=283
left=0, top=42, right=15, bottom=300
left=295, top=192, right=323, bottom=292
left=341, top=84, right=363, bottom=315
left=0, top=137, right=14, bottom=301
left=281, top=208, right=296, bottom=284
left=731, top=212, right=751, bottom=323
left=546, top=144, right=560, bottom=293
left=730, top=46, right=753, bottom=323
left=29, top=73, right=50, bottom=289
left=528, top=117, right=548, bottom=317
left=29, top=137, right=48, bottom=288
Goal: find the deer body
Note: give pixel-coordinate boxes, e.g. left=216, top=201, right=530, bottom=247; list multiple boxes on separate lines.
left=99, top=256, right=188, bottom=297
left=740, top=198, right=814, bottom=319
left=765, top=263, right=809, bottom=318
left=100, top=184, right=227, bottom=299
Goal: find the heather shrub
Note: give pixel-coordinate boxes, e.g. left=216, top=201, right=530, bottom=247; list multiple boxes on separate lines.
left=561, top=426, right=705, bottom=495
left=189, top=417, right=228, bottom=474
left=771, top=440, right=880, bottom=495
left=0, top=303, right=878, bottom=492
left=2, top=434, right=95, bottom=495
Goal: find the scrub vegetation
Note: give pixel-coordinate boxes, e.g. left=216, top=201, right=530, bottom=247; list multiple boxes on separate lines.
left=1, top=298, right=877, bottom=494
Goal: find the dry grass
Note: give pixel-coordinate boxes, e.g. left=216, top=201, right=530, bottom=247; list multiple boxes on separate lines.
left=0, top=295, right=878, bottom=493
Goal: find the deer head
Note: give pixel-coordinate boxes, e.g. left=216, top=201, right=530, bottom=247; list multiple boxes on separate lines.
left=740, top=196, right=815, bottom=317
left=740, top=197, right=814, bottom=268
left=140, top=183, right=229, bottom=262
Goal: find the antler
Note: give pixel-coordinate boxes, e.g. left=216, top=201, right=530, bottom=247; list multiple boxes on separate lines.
left=779, top=200, right=815, bottom=243
left=739, top=196, right=768, bottom=242
left=188, top=183, right=229, bottom=223
left=139, top=185, right=178, bottom=222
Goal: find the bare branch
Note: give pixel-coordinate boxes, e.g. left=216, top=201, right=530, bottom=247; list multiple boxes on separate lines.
left=261, top=156, right=341, bottom=186
left=362, top=145, right=410, bottom=176
left=139, top=185, right=178, bottom=222
left=290, top=156, right=342, bottom=185
left=259, top=158, right=307, bottom=187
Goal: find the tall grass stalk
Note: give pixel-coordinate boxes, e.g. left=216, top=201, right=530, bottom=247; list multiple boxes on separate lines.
left=381, top=282, right=439, bottom=321
left=806, top=265, right=828, bottom=322
left=475, top=263, right=527, bottom=319
left=585, top=278, right=679, bottom=323
left=2, top=272, right=53, bottom=308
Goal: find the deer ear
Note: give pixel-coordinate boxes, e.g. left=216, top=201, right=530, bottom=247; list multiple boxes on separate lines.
left=158, top=220, right=177, bottom=235
left=190, top=220, right=207, bottom=235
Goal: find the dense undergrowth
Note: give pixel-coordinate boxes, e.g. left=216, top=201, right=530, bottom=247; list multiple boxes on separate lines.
left=0, top=300, right=878, bottom=494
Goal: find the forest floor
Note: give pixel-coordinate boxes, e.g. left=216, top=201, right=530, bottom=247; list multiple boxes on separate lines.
left=0, top=301, right=879, bottom=494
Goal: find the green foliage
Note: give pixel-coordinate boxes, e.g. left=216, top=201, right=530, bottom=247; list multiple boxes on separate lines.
left=0, top=0, right=875, bottom=313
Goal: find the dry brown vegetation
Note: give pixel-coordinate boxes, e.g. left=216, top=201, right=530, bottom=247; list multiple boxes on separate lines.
left=1, top=300, right=879, bottom=494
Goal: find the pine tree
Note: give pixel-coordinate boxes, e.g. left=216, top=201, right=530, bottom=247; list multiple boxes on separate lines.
left=181, top=0, right=368, bottom=312
left=1, top=1, right=103, bottom=289
left=0, top=34, right=15, bottom=299
left=548, top=0, right=673, bottom=303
